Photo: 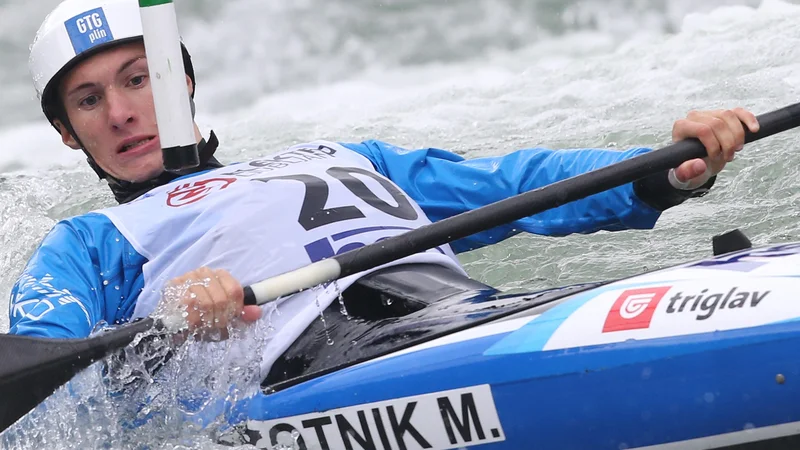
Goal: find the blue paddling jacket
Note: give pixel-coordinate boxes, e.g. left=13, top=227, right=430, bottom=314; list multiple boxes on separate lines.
left=7, top=138, right=706, bottom=339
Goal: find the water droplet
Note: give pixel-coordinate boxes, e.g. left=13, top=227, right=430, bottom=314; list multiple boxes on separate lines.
left=114, top=285, right=120, bottom=290
left=115, top=238, right=120, bottom=242
left=190, top=292, right=197, bottom=299
left=704, top=392, right=715, bottom=403
left=334, top=281, right=349, bottom=318
left=103, top=280, right=109, bottom=286
left=315, top=295, right=333, bottom=348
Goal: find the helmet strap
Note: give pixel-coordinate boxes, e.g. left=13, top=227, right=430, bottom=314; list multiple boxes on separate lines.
left=53, top=113, right=107, bottom=180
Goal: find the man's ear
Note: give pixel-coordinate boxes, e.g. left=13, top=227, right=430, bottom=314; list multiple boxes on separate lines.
left=54, top=119, right=81, bottom=150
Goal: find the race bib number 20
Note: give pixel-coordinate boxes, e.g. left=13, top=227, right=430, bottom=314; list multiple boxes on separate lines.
left=252, top=166, right=419, bottom=263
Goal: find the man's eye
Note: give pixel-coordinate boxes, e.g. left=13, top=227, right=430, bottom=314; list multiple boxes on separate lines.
left=130, top=75, right=146, bottom=86
left=80, top=95, right=100, bottom=107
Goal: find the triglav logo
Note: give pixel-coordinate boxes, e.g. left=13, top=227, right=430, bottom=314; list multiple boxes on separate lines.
left=167, top=178, right=237, bottom=207
left=618, top=293, right=658, bottom=319
left=602, top=287, right=671, bottom=333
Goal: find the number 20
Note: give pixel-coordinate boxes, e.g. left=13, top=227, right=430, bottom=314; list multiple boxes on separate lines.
left=254, top=166, right=418, bottom=230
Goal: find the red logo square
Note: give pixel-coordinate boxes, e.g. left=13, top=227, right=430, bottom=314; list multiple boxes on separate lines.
left=602, top=287, right=671, bottom=333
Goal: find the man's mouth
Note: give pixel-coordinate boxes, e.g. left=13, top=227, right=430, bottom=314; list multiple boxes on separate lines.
left=119, top=137, right=156, bottom=153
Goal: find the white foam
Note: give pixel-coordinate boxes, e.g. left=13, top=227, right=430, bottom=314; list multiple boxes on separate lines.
left=0, top=122, right=84, bottom=174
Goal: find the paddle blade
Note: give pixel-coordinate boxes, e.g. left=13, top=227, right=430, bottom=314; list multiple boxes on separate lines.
left=0, top=318, right=154, bottom=432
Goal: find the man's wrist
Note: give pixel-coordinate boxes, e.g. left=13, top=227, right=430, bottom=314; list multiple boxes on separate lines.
left=633, top=169, right=716, bottom=211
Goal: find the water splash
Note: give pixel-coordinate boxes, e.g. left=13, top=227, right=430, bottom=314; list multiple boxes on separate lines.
left=313, top=287, right=334, bottom=346
left=2, top=284, right=273, bottom=450
left=334, top=280, right=350, bottom=319
left=270, top=428, right=303, bottom=450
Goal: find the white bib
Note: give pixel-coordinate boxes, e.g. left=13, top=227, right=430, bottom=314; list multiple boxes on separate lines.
left=99, top=141, right=462, bottom=372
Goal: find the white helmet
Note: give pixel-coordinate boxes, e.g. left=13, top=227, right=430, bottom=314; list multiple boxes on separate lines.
left=29, top=0, right=195, bottom=127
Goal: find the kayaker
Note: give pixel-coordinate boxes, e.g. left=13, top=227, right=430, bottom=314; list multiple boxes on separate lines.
left=9, top=0, right=759, bottom=351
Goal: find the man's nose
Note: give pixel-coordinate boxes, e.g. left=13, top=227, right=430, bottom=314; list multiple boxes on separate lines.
left=106, top=87, right=135, bottom=129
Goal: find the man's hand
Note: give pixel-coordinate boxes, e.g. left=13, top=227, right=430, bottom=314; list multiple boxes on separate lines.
left=671, top=108, right=760, bottom=189
left=167, top=267, right=261, bottom=339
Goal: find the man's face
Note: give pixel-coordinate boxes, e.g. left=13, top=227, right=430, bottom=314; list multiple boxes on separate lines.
left=57, top=41, right=193, bottom=182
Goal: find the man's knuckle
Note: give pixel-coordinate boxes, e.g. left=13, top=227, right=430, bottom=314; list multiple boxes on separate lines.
left=697, top=124, right=713, bottom=138
left=710, top=117, right=726, bottom=131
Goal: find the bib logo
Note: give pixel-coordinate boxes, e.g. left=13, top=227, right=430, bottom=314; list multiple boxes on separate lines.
left=167, top=178, right=237, bottom=207
left=602, top=287, right=671, bottom=333
left=65, top=8, right=114, bottom=54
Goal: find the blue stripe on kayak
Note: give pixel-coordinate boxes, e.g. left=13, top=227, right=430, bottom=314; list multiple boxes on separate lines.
left=484, top=279, right=681, bottom=356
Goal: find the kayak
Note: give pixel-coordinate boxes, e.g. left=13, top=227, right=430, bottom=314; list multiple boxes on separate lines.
left=4, top=227, right=800, bottom=450
left=208, top=229, right=800, bottom=450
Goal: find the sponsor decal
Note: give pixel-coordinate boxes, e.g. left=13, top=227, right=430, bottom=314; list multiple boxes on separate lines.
left=65, top=8, right=114, bottom=54
left=485, top=278, right=796, bottom=356
left=602, top=285, right=771, bottom=333
left=222, top=145, right=338, bottom=178
left=665, top=286, right=770, bottom=321
left=602, top=287, right=671, bottom=332
left=166, top=177, right=236, bottom=207
left=603, top=285, right=771, bottom=333
left=305, top=226, right=446, bottom=264
left=239, top=385, right=505, bottom=450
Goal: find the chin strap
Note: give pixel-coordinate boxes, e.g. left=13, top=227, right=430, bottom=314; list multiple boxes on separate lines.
left=85, top=151, right=108, bottom=179
left=105, top=131, right=225, bottom=204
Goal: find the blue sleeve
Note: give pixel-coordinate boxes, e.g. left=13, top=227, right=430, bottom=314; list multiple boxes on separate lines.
left=340, top=140, right=662, bottom=253
left=8, top=213, right=146, bottom=339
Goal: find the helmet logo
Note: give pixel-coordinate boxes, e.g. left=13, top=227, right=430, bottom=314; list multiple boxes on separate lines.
left=65, top=8, right=114, bottom=54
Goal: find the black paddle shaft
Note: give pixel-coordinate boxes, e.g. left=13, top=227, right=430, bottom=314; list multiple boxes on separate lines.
left=334, top=102, right=800, bottom=277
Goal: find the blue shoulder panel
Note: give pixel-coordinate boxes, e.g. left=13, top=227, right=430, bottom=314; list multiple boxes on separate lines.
left=8, top=212, right=146, bottom=338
